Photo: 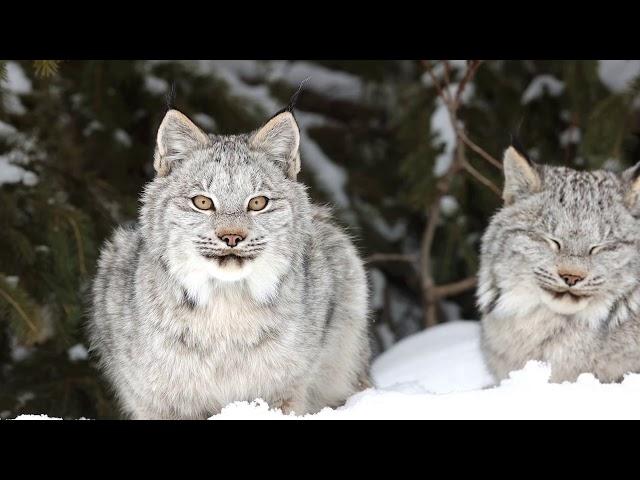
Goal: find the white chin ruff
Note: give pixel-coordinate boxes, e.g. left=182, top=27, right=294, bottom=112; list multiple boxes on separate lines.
left=539, top=291, right=591, bottom=315
left=208, top=259, right=254, bottom=282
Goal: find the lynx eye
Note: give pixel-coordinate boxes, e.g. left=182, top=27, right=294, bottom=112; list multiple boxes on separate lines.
left=248, top=196, right=269, bottom=212
left=192, top=195, right=214, bottom=211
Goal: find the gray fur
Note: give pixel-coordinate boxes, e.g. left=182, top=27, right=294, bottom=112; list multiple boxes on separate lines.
left=478, top=146, right=640, bottom=384
left=88, top=109, right=371, bottom=419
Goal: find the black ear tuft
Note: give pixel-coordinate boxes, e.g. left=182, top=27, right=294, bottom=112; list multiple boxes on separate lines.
left=286, top=77, right=310, bottom=113
left=266, top=77, right=311, bottom=123
left=509, top=132, right=532, bottom=165
left=165, top=81, right=177, bottom=111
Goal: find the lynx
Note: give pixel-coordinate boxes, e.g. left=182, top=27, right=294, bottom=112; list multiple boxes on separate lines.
left=478, top=145, right=640, bottom=383
left=88, top=108, right=371, bottom=419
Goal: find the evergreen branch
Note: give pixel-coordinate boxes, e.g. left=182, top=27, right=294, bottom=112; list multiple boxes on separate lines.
left=0, top=285, right=38, bottom=335
left=33, top=60, right=61, bottom=78
left=61, top=212, right=87, bottom=277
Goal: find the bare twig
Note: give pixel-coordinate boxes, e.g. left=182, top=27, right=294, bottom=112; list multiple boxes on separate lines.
left=422, top=60, right=450, bottom=104
left=433, top=276, right=477, bottom=298
left=454, top=60, right=483, bottom=108
left=462, top=161, right=501, bottom=196
left=442, top=61, right=452, bottom=92
left=457, top=129, right=503, bottom=170
left=366, top=253, right=417, bottom=264
left=418, top=59, right=493, bottom=328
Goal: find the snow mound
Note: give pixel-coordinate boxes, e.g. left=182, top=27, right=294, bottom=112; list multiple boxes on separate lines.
left=371, top=320, right=494, bottom=394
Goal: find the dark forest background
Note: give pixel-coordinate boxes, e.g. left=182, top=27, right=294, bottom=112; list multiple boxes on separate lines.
left=1, top=60, right=639, bottom=418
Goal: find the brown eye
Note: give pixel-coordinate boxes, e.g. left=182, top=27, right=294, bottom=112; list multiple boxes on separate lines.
left=248, top=196, right=268, bottom=212
left=192, top=195, right=214, bottom=210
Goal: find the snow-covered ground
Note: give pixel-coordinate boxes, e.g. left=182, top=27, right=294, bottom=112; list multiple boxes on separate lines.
left=12, top=320, right=640, bottom=420
left=212, top=321, right=640, bottom=420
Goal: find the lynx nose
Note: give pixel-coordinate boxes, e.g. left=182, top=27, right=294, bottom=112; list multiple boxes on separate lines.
left=219, top=234, right=245, bottom=247
left=559, top=271, right=585, bottom=287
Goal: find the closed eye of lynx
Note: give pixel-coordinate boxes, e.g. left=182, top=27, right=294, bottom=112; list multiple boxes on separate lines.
left=589, top=242, right=618, bottom=255
left=192, top=195, right=214, bottom=210
left=542, top=236, right=562, bottom=252
left=248, top=196, right=268, bottom=211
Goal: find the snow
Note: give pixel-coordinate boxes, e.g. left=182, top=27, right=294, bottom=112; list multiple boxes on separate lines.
left=266, top=61, right=363, bottom=102
left=2, top=61, right=32, bottom=94
left=144, top=75, right=169, bottom=95
left=209, top=321, right=640, bottom=419
left=0, top=154, right=38, bottom=187
left=431, top=98, right=456, bottom=177
left=210, top=360, right=640, bottom=419
left=1, top=62, right=31, bottom=115
left=10, top=344, right=33, bottom=362
left=82, top=120, right=104, bottom=137
left=192, top=113, right=216, bottom=132
left=13, top=414, right=61, bottom=420
left=67, top=344, right=89, bottom=362
left=113, top=129, right=132, bottom=148
left=355, top=197, right=408, bottom=241
left=598, top=60, right=640, bottom=93
left=439, top=195, right=459, bottom=216
left=521, top=75, right=565, bottom=104
left=421, top=60, right=469, bottom=88
left=0, top=120, right=18, bottom=137
left=0, top=123, right=40, bottom=187
left=431, top=82, right=475, bottom=177
left=372, top=321, right=493, bottom=394
left=559, top=125, right=581, bottom=147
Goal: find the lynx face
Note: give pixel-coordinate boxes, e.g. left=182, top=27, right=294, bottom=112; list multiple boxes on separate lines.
left=479, top=147, right=640, bottom=326
left=165, top=139, right=297, bottom=282
left=142, top=109, right=302, bottom=291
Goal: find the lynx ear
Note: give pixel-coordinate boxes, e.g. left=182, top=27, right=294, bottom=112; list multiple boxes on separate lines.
left=502, top=145, right=541, bottom=205
left=154, top=109, right=209, bottom=176
left=249, top=111, right=300, bottom=180
left=622, top=162, right=640, bottom=216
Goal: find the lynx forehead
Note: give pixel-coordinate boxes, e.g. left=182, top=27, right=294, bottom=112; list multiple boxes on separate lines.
left=89, top=108, right=371, bottom=419
left=478, top=145, right=640, bottom=384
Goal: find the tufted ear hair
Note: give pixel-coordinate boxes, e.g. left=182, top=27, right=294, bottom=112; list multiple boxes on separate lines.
left=502, top=145, right=542, bottom=205
left=153, top=109, right=210, bottom=177
left=249, top=111, right=301, bottom=180
left=622, top=161, right=640, bottom=216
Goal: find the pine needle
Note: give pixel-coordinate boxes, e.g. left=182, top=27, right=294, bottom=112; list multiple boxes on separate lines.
left=0, top=285, right=38, bottom=335
left=33, top=60, right=61, bottom=78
